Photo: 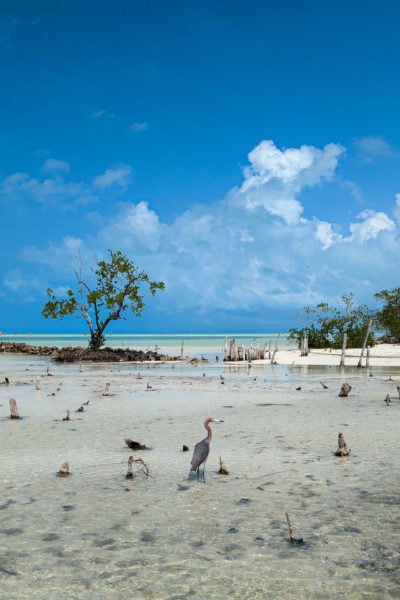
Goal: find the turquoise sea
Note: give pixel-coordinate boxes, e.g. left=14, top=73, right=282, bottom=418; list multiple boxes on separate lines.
left=0, top=332, right=292, bottom=360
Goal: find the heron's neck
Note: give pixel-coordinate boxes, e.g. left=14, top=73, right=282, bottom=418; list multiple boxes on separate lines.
left=204, top=420, right=212, bottom=442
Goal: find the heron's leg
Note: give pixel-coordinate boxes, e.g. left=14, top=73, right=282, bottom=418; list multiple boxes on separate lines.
left=202, top=460, right=207, bottom=482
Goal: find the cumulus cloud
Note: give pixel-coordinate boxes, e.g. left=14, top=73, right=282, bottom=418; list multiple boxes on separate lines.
left=98, top=201, right=162, bottom=251
left=0, top=171, right=87, bottom=205
left=93, top=165, right=132, bottom=190
left=6, top=139, right=400, bottom=327
left=315, top=221, right=343, bottom=249
left=42, top=158, right=70, bottom=173
left=233, top=140, right=345, bottom=225
left=347, top=210, right=396, bottom=244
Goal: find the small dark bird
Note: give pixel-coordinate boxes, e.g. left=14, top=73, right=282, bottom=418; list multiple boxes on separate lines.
left=190, top=417, right=223, bottom=481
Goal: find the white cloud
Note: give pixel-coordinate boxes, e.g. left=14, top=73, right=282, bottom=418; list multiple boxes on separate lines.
left=315, top=221, right=343, bottom=249
left=234, top=140, right=345, bottom=225
left=394, top=193, right=400, bottom=222
left=93, top=165, right=132, bottom=190
left=0, top=171, right=87, bottom=205
left=22, top=236, right=85, bottom=271
left=130, top=121, right=149, bottom=132
left=9, top=139, right=400, bottom=325
left=347, top=210, right=396, bottom=244
left=354, top=135, right=393, bottom=160
left=42, top=158, right=70, bottom=173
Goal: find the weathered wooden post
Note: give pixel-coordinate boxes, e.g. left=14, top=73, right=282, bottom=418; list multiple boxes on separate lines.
left=9, top=398, right=19, bottom=419
left=229, top=339, right=237, bottom=361
left=335, top=432, right=351, bottom=456
left=338, top=382, right=352, bottom=397
left=357, top=319, right=373, bottom=368
left=180, top=340, right=184, bottom=358
left=339, top=333, right=347, bottom=367
left=35, top=376, right=41, bottom=390
left=270, top=334, right=281, bottom=365
left=126, top=456, right=134, bottom=479
left=103, top=382, right=111, bottom=396
left=219, top=456, right=229, bottom=475
left=58, top=461, right=70, bottom=477
left=300, top=336, right=309, bottom=357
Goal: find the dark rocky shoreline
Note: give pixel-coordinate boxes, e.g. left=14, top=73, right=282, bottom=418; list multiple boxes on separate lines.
left=0, top=341, right=183, bottom=363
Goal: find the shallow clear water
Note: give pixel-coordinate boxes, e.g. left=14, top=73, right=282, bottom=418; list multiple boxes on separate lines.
left=0, top=332, right=292, bottom=362
left=1, top=350, right=400, bottom=599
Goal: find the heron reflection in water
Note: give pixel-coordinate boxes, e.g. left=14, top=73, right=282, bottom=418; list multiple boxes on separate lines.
left=190, top=417, right=223, bottom=482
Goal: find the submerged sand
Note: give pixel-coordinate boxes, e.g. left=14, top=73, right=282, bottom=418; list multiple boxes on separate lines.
left=1, top=345, right=400, bottom=598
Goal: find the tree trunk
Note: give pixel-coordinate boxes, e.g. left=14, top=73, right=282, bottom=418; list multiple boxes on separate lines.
left=357, top=319, right=373, bottom=368
left=339, top=333, right=347, bottom=367
left=89, top=331, right=106, bottom=351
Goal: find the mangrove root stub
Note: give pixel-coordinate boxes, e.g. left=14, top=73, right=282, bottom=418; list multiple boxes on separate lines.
left=58, top=462, right=70, bottom=477
left=9, top=398, right=19, bottom=419
left=103, top=383, right=111, bottom=396
left=219, top=456, right=229, bottom=475
left=335, top=432, right=351, bottom=456
left=124, top=438, right=146, bottom=450
left=126, top=456, right=134, bottom=479
left=285, top=512, right=304, bottom=545
left=125, top=456, right=150, bottom=479
left=338, top=383, right=352, bottom=397
left=385, top=394, right=391, bottom=406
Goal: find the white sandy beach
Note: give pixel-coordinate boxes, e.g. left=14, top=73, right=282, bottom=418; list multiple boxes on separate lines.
left=269, top=343, right=400, bottom=367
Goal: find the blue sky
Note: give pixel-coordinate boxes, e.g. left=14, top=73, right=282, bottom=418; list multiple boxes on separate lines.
left=1, top=0, right=400, bottom=334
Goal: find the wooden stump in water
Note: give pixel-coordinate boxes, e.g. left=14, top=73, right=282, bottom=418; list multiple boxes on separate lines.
left=126, top=456, right=134, bottom=479
left=9, top=398, right=19, bottom=419
left=285, top=512, right=304, bottom=544
left=335, top=432, right=351, bottom=456
left=58, top=462, right=70, bottom=477
left=219, top=456, right=229, bottom=475
left=338, top=382, right=352, bottom=397
left=124, top=438, right=146, bottom=450
left=103, top=383, right=111, bottom=396
left=385, top=394, right=391, bottom=406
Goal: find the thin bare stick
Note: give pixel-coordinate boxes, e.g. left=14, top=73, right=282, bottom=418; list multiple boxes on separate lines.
left=285, top=512, right=304, bottom=544
left=285, top=512, right=295, bottom=542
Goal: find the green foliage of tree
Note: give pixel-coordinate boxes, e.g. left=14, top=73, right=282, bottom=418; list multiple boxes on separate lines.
left=288, top=293, right=375, bottom=349
left=42, top=250, right=165, bottom=351
left=374, top=287, right=400, bottom=343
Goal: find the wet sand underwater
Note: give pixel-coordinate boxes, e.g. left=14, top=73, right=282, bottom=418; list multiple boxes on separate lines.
left=1, top=350, right=400, bottom=599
